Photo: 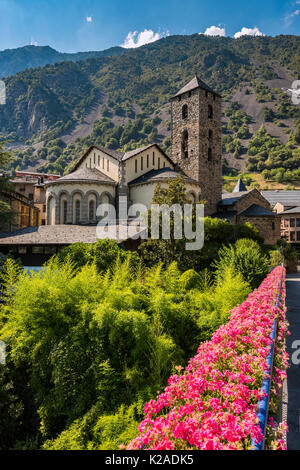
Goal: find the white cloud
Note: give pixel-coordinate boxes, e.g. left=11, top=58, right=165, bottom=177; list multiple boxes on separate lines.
left=86, top=16, right=92, bottom=23
left=234, top=27, right=265, bottom=39
left=30, top=38, right=38, bottom=46
left=121, top=29, right=167, bottom=48
left=203, top=25, right=226, bottom=37
left=284, top=8, right=300, bottom=25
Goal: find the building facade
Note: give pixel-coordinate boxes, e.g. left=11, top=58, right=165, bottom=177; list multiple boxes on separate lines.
left=11, top=171, right=60, bottom=225
left=0, top=77, right=283, bottom=260
left=45, top=77, right=223, bottom=226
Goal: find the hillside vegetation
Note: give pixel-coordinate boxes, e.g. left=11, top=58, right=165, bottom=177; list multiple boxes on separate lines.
left=0, top=45, right=124, bottom=79
left=0, top=34, right=299, bottom=184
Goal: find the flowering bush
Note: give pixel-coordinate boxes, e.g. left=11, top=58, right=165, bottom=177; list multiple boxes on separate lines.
left=128, top=266, right=288, bottom=450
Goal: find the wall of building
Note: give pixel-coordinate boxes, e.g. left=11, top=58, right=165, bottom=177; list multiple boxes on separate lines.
left=171, top=87, right=222, bottom=215
left=79, top=148, right=119, bottom=182
left=235, top=189, right=272, bottom=213
left=46, top=182, right=116, bottom=225
left=280, top=213, right=300, bottom=242
left=238, top=215, right=281, bottom=245
left=124, top=147, right=174, bottom=184
left=129, top=181, right=201, bottom=210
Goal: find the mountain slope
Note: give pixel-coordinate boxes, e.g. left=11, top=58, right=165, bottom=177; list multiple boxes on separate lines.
left=0, top=45, right=124, bottom=78
left=0, top=34, right=299, bottom=184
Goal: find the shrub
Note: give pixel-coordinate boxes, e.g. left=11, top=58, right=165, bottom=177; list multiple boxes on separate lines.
left=0, top=255, right=252, bottom=449
left=128, top=267, right=288, bottom=450
left=214, top=239, right=270, bottom=289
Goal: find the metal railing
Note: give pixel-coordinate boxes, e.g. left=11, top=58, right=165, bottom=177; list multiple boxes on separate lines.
left=250, top=272, right=283, bottom=450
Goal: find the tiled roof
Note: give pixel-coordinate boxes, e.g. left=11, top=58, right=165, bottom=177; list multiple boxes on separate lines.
left=219, top=191, right=251, bottom=206
left=0, top=225, right=99, bottom=245
left=46, top=167, right=116, bottom=185
left=239, top=204, right=277, bottom=217
left=173, top=76, right=221, bottom=98
left=0, top=224, right=144, bottom=245
left=261, top=190, right=300, bottom=207
left=128, top=167, right=198, bottom=186
left=281, top=206, right=300, bottom=214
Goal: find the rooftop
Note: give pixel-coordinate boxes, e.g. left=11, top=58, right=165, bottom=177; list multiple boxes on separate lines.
left=219, top=191, right=251, bottom=206
left=233, top=178, right=247, bottom=193
left=281, top=206, right=300, bottom=215
left=261, top=190, right=300, bottom=207
left=46, top=167, right=116, bottom=185
left=129, top=167, right=197, bottom=186
left=0, top=224, right=143, bottom=245
left=239, top=204, right=277, bottom=217
left=173, top=75, right=221, bottom=98
left=0, top=225, right=99, bottom=245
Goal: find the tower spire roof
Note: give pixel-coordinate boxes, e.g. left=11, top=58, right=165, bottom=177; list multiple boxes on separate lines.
left=173, top=75, right=221, bottom=98
left=233, top=178, right=247, bottom=193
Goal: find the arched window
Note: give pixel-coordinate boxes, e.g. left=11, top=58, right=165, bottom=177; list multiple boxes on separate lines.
left=182, top=104, right=188, bottom=119
left=75, top=200, right=81, bottom=224
left=208, top=129, right=213, bottom=141
left=89, top=200, right=95, bottom=222
left=182, top=130, right=189, bottom=158
left=208, top=148, right=212, bottom=161
left=208, top=105, right=213, bottom=119
left=63, top=200, right=67, bottom=224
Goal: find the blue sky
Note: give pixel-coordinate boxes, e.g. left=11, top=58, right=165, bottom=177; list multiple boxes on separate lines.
left=0, top=0, right=299, bottom=53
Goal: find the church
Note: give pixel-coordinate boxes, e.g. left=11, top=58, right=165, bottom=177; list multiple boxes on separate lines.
left=45, top=76, right=222, bottom=225
left=0, top=76, right=281, bottom=263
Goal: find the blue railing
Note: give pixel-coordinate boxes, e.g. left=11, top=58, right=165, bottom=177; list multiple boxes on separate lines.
left=250, top=276, right=283, bottom=450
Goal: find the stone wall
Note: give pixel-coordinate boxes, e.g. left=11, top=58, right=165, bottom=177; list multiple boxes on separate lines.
left=235, top=189, right=272, bottom=213
left=171, top=87, right=222, bottom=215
left=238, top=215, right=281, bottom=245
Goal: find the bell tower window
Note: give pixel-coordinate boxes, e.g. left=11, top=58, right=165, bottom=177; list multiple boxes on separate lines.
left=182, top=104, right=188, bottom=120
left=182, top=130, right=189, bottom=159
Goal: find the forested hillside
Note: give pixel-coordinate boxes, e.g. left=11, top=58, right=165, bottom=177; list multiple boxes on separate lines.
left=0, top=34, right=299, bottom=186
left=0, top=45, right=124, bottom=78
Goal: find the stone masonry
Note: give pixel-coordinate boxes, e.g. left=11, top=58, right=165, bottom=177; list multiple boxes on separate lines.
left=171, top=79, right=222, bottom=215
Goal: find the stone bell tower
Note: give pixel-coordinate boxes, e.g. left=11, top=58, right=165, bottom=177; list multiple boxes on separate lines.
left=171, top=76, right=222, bottom=215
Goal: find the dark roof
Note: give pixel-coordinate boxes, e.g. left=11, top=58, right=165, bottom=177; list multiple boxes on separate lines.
left=239, top=204, right=277, bottom=217
left=233, top=178, right=247, bottom=193
left=72, top=145, right=124, bottom=172
left=46, top=167, right=116, bottom=185
left=173, top=76, right=221, bottom=98
left=211, top=211, right=237, bottom=221
left=281, top=206, right=300, bottom=214
left=261, top=190, right=300, bottom=207
left=128, top=167, right=198, bottom=186
left=219, top=191, right=251, bottom=206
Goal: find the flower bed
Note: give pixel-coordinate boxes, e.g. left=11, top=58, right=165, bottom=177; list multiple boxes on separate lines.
left=128, top=266, right=288, bottom=450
